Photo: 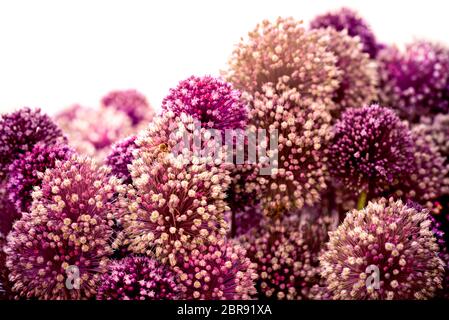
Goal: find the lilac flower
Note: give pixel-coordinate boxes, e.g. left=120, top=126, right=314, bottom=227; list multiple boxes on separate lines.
left=320, top=198, right=445, bottom=299
left=5, top=156, right=119, bottom=299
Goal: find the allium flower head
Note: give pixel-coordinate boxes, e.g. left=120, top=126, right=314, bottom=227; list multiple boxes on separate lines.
left=378, top=41, right=449, bottom=121
left=162, top=75, right=248, bottom=132
left=224, top=17, right=340, bottom=100
left=244, top=81, right=332, bottom=216
left=415, top=114, right=449, bottom=162
left=329, top=105, right=415, bottom=195
left=5, top=156, right=119, bottom=299
left=6, top=143, right=74, bottom=212
left=239, top=215, right=333, bottom=300
left=105, top=135, right=137, bottom=184
left=102, top=89, right=154, bottom=126
left=114, top=112, right=231, bottom=266
left=309, top=28, right=378, bottom=116
left=310, top=7, right=380, bottom=58
left=174, top=239, right=257, bottom=299
left=385, top=126, right=449, bottom=208
left=0, top=107, right=65, bottom=180
left=320, top=198, right=445, bottom=300
left=55, top=105, right=133, bottom=159
left=97, top=256, right=179, bottom=300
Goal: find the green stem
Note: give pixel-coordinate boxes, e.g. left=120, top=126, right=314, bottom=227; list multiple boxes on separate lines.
left=357, top=190, right=368, bottom=210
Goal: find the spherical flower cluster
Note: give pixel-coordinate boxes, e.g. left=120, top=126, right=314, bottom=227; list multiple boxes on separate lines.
left=378, top=41, right=449, bottom=121
left=55, top=105, right=133, bottom=159
left=114, top=112, right=232, bottom=265
left=385, top=126, right=449, bottom=208
left=320, top=198, right=445, bottom=300
left=5, top=156, right=119, bottom=299
left=101, top=89, right=154, bottom=126
left=415, top=114, right=449, bottom=162
left=97, top=256, right=179, bottom=300
left=244, top=81, right=332, bottom=216
left=174, top=239, right=257, bottom=299
left=6, top=143, right=74, bottom=212
left=0, top=185, right=20, bottom=238
left=162, top=75, right=248, bottom=132
left=0, top=108, right=65, bottom=180
left=309, top=28, right=378, bottom=116
left=310, top=7, right=380, bottom=58
left=224, top=17, right=340, bottom=100
left=105, top=135, right=137, bottom=184
left=239, top=215, right=333, bottom=300
left=329, top=105, right=415, bottom=196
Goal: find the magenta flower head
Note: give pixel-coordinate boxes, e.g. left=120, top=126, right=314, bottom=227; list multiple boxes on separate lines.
left=6, top=143, right=74, bottom=213
left=329, top=105, right=415, bottom=196
left=224, top=17, right=340, bottom=100
left=0, top=107, right=65, bottom=181
left=244, top=81, right=332, bottom=216
left=114, top=111, right=231, bottom=266
left=239, top=215, right=333, bottom=300
left=105, top=135, right=137, bottom=184
left=174, top=239, right=257, bottom=300
left=310, top=7, right=380, bottom=58
left=101, top=89, right=154, bottom=126
left=97, top=256, right=179, bottom=300
left=320, top=198, right=445, bottom=299
left=378, top=41, right=449, bottom=121
left=5, top=155, right=119, bottom=299
left=308, top=28, right=378, bottom=116
left=162, top=75, right=248, bottom=132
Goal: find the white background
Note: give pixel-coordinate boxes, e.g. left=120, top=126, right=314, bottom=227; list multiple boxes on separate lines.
left=0, top=0, right=448, bottom=115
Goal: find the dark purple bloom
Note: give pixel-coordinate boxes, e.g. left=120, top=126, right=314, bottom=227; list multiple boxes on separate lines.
left=310, top=7, right=380, bottom=58
left=378, top=41, right=449, bottom=121
left=0, top=108, right=65, bottom=181
left=105, top=135, right=137, bottom=184
left=0, top=185, right=20, bottom=237
left=162, top=75, right=248, bottom=132
left=97, top=256, right=179, bottom=300
left=6, top=143, right=74, bottom=212
left=329, top=105, right=415, bottom=195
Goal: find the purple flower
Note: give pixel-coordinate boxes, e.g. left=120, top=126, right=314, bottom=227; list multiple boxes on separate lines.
left=0, top=107, right=65, bottom=181
left=174, top=239, right=257, bottom=300
left=162, top=76, right=248, bottom=132
left=5, top=156, right=119, bottom=299
left=102, top=89, right=154, bottom=126
left=105, top=135, right=137, bottom=184
left=97, top=256, right=179, bottom=300
left=6, top=143, right=74, bottom=212
left=329, top=105, right=415, bottom=195
left=239, top=215, right=334, bottom=300
left=378, top=41, right=449, bottom=121
left=310, top=7, right=380, bottom=58
left=320, top=198, right=445, bottom=299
